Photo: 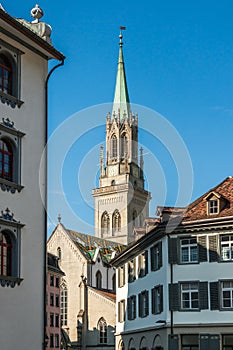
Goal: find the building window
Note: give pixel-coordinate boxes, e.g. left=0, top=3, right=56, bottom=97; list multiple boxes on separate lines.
left=55, top=314, right=59, bottom=328
left=98, top=317, right=107, bottom=344
left=55, top=277, right=60, bottom=288
left=152, top=285, right=163, bottom=314
left=57, top=247, right=61, bottom=260
left=118, top=300, right=125, bottom=323
left=55, top=294, right=59, bottom=307
left=128, top=259, right=136, bottom=283
left=138, top=290, right=149, bottom=318
left=208, top=199, right=219, bottom=214
left=181, top=283, right=199, bottom=310
left=181, top=335, right=199, bottom=350
left=50, top=274, right=54, bottom=286
left=50, top=334, right=54, bottom=348
left=120, top=133, right=128, bottom=158
left=0, top=54, right=12, bottom=95
left=101, top=211, right=110, bottom=237
left=50, top=293, right=54, bottom=306
left=61, top=280, right=68, bottom=326
left=132, top=209, right=137, bottom=228
left=0, top=139, right=13, bottom=181
left=222, top=335, right=233, bottom=350
left=50, top=313, right=54, bottom=327
left=127, top=295, right=136, bottom=320
left=150, top=242, right=162, bottom=271
left=55, top=334, right=59, bottom=348
left=180, top=237, right=198, bottom=263
left=111, top=135, right=118, bottom=158
left=138, top=251, right=148, bottom=278
left=118, top=265, right=125, bottom=288
left=96, top=270, right=102, bottom=289
left=0, top=230, right=12, bottom=276
left=221, top=235, right=233, bottom=261
left=221, top=281, right=233, bottom=309
left=112, top=210, right=121, bottom=235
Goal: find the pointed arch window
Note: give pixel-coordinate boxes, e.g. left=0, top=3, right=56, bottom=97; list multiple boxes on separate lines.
left=0, top=230, right=12, bottom=276
left=120, top=133, right=128, bottom=158
left=111, top=135, right=118, bottom=159
left=101, top=211, right=110, bottom=237
left=132, top=209, right=137, bottom=228
left=96, top=270, right=102, bottom=289
left=0, top=54, right=12, bottom=95
left=61, top=279, right=68, bottom=326
left=98, top=317, right=107, bottom=344
left=112, top=210, right=121, bottom=235
left=0, top=138, right=13, bottom=181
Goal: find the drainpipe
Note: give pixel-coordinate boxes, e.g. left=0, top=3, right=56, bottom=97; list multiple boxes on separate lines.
left=43, top=59, right=64, bottom=350
left=167, top=234, right=174, bottom=335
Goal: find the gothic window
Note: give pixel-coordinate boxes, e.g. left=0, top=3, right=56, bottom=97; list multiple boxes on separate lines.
left=132, top=209, right=137, bottom=228
left=61, top=279, right=68, bottom=326
left=0, top=139, right=13, bottom=182
left=111, top=135, right=118, bottom=159
left=0, top=54, right=12, bottom=95
left=0, top=231, right=12, bottom=276
left=101, top=211, right=110, bottom=236
left=97, top=317, right=107, bottom=344
left=120, top=133, right=128, bottom=158
left=96, top=270, right=102, bottom=289
left=112, top=210, right=121, bottom=235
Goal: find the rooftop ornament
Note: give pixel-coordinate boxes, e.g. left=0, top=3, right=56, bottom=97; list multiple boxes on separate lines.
left=30, top=4, right=44, bottom=23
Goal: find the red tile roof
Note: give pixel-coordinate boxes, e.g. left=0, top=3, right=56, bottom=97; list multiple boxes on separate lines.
left=183, top=176, right=233, bottom=221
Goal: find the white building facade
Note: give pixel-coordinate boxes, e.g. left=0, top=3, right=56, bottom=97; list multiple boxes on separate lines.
left=112, top=177, right=233, bottom=350
left=0, top=5, right=64, bottom=350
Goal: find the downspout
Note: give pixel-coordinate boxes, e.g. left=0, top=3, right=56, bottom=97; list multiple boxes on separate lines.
left=43, top=58, right=64, bottom=350
left=167, top=234, right=174, bottom=335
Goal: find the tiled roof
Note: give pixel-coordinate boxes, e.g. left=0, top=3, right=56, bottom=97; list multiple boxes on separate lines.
left=66, top=228, right=126, bottom=263
left=89, top=287, right=116, bottom=301
left=183, top=176, right=233, bottom=221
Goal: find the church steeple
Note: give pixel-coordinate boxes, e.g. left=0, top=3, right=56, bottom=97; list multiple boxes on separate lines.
left=112, top=27, right=130, bottom=120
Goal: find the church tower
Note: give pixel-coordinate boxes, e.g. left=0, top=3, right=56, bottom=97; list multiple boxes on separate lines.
left=92, top=29, right=151, bottom=245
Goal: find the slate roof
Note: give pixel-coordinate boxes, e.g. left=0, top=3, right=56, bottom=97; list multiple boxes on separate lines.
left=47, top=252, right=65, bottom=275
left=183, top=176, right=233, bottom=221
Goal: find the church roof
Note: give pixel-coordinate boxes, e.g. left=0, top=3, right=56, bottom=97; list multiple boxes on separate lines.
left=88, top=286, right=116, bottom=302
left=112, top=28, right=131, bottom=120
left=65, top=227, right=126, bottom=263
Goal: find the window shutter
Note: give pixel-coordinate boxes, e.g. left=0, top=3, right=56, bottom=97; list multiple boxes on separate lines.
left=159, top=285, right=163, bottom=313
left=169, top=283, right=179, bottom=311
left=168, top=238, right=178, bottom=264
left=209, top=236, right=218, bottom=262
left=198, top=236, right=207, bottom=262
left=150, top=246, right=155, bottom=271
left=159, top=241, right=163, bottom=268
left=209, top=335, right=220, bottom=350
left=127, top=297, right=131, bottom=320
left=151, top=288, right=155, bottom=314
left=133, top=295, right=136, bottom=319
left=199, top=282, right=208, bottom=310
left=145, top=290, right=149, bottom=316
left=138, top=293, right=142, bottom=317
left=210, top=282, right=220, bottom=310
left=145, top=250, right=148, bottom=275
left=168, top=334, right=179, bottom=350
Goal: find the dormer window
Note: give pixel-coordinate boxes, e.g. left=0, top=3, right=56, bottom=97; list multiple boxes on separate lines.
left=209, top=199, right=218, bottom=214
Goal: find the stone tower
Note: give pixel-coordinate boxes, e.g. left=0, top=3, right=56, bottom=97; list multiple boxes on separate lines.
left=92, top=29, right=151, bottom=245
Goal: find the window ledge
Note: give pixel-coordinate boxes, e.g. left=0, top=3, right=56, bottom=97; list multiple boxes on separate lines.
left=0, top=91, right=24, bottom=109
left=0, top=275, right=23, bottom=288
left=0, top=178, right=24, bottom=193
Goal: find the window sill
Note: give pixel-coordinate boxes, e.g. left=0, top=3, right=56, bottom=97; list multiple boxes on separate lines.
left=0, top=178, right=24, bottom=193
left=0, top=91, right=24, bottom=109
left=0, top=275, right=23, bottom=288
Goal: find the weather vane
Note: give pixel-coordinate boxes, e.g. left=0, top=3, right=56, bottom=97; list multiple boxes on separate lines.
left=119, top=26, right=126, bottom=45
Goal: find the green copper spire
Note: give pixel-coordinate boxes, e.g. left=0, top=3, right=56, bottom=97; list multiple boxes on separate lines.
left=112, top=27, right=130, bottom=120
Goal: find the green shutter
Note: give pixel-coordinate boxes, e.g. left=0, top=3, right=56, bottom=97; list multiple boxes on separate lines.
left=145, top=290, right=149, bottom=316
left=133, top=295, right=136, bottom=319
left=159, top=285, right=163, bottom=313
left=138, top=293, right=142, bottom=317
left=127, top=297, right=131, bottom=320
left=145, top=250, right=148, bottom=275
left=169, top=283, right=179, bottom=311
left=159, top=241, right=163, bottom=268
left=199, top=281, right=208, bottom=309
left=200, top=334, right=220, bottom=350
left=198, top=236, right=207, bottom=262
left=210, top=282, right=219, bottom=310
left=209, top=236, right=218, bottom=262
left=168, top=238, right=178, bottom=264
left=150, top=246, right=155, bottom=271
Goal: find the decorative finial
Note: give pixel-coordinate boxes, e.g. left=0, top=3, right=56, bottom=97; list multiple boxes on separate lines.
left=58, top=214, right=61, bottom=223
left=119, top=26, right=126, bottom=46
left=31, top=4, right=44, bottom=23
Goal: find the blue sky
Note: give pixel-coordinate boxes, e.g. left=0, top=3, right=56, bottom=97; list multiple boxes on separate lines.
left=5, top=1, right=233, bottom=235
